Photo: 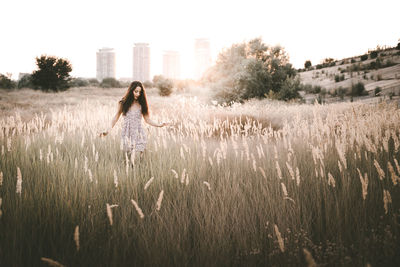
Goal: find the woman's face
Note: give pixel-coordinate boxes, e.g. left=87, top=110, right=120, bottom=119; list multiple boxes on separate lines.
left=133, top=86, right=141, bottom=100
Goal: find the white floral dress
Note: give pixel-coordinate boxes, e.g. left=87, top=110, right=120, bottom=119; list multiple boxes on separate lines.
left=121, top=105, right=147, bottom=153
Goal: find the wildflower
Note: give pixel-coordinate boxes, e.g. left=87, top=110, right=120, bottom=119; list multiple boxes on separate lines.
left=328, top=173, right=336, bottom=187
left=276, top=161, right=282, bottom=179
left=74, top=226, right=79, bottom=251
left=373, top=159, right=385, bottom=180
left=203, top=181, right=211, bottom=191
left=144, top=177, right=154, bottom=190
left=274, top=224, right=285, bottom=252
left=171, top=169, right=178, bottom=179
left=156, top=190, right=164, bottom=211
left=41, top=257, right=65, bottom=267
left=131, top=199, right=145, bottom=219
left=383, top=189, right=392, bottom=214
left=16, top=167, right=22, bottom=194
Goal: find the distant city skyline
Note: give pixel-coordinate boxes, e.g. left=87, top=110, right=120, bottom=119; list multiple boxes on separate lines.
left=1, top=0, right=399, bottom=80
left=96, top=48, right=116, bottom=81
left=132, top=43, right=151, bottom=82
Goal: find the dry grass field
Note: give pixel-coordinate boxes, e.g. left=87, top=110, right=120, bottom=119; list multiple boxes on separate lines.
left=0, top=87, right=400, bottom=266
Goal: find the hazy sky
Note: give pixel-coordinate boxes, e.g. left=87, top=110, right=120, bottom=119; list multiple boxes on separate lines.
left=1, top=0, right=399, bottom=80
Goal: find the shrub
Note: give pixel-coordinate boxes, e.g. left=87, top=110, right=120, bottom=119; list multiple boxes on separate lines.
left=334, top=74, right=345, bottom=82
left=351, top=58, right=356, bottom=63
left=374, top=87, right=381, bottom=96
left=360, top=54, right=368, bottom=61
left=69, top=78, right=89, bottom=87
left=370, top=51, right=378, bottom=59
left=0, top=74, right=16, bottom=89
left=142, top=80, right=153, bottom=89
left=17, top=74, right=33, bottom=89
left=100, top=78, right=121, bottom=88
left=396, top=42, right=400, bottom=50
left=277, top=77, right=301, bottom=101
left=153, top=75, right=173, bottom=96
left=351, top=82, right=367, bottom=96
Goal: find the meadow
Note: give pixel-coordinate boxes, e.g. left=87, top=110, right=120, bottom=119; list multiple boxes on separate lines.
left=0, top=87, right=399, bottom=266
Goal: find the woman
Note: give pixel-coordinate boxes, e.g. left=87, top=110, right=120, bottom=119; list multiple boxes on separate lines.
left=99, top=81, right=168, bottom=159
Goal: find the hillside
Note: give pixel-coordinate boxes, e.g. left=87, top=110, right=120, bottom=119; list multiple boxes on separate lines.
left=298, top=47, right=400, bottom=99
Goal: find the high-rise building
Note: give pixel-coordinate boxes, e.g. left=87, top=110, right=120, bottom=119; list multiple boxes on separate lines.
left=163, top=51, right=180, bottom=80
left=194, top=38, right=211, bottom=80
left=133, top=43, right=150, bottom=82
left=96, top=48, right=116, bottom=81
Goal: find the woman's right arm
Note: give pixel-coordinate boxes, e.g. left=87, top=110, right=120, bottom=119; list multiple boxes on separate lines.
left=100, top=102, right=122, bottom=137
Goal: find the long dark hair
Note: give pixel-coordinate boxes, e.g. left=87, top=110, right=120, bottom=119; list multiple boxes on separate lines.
left=119, top=81, right=149, bottom=116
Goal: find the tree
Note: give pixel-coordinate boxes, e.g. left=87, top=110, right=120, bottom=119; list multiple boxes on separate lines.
left=304, top=60, right=312, bottom=69
left=17, top=74, right=33, bottom=89
left=0, top=73, right=16, bottom=89
left=204, top=38, right=299, bottom=102
left=153, top=75, right=173, bottom=96
left=31, top=55, right=72, bottom=91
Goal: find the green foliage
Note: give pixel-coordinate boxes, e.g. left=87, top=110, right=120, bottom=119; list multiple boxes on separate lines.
left=396, top=42, right=400, bottom=50
left=88, top=78, right=100, bottom=87
left=374, top=87, right=381, bottom=96
left=277, top=77, right=301, bottom=100
left=0, top=74, right=16, bottom=89
left=360, top=54, right=368, bottom=61
left=31, top=55, right=72, bottom=91
left=350, top=82, right=367, bottom=96
left=17, top=74, right=33, bottom=89
left=334, top=74, right=345, bottom=82
left=304, top=60, right=312, bottom=69
left=351, top=58, right=356, bottom=63
left=332, top=86, right=347, bottom=100
left=205, top=38, right=298, bottom=102
left=69, top=77, right=90, bottom=87
left=300, top=84, right=324, bottom=94
left=153, top=75, right=173, bottom=96
left=100, top=78, right=121, bottom=88
left=370, top=50, right=378, bottom=59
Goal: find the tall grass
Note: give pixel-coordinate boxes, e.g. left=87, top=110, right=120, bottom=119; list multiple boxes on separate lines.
left=0, top=90, right=399, bottom=266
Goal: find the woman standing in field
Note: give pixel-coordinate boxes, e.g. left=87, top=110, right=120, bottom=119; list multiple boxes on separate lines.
left=99, top=81, right=168, bottom=160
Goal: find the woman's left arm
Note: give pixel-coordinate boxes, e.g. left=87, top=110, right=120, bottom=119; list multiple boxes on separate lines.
left=143, top=114, right=167, bottom=127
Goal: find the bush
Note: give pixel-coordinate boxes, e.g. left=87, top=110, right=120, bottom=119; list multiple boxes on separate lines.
left=360, top=54, right=368, bottom=61
left=100, top=78, right=121, bottom=88
left=153, top=75, right=173, bottom=96
left=370, top=51, right=378, bottom=59
left=31, top=55, right=72, bottom=91
left=88, top=79, right=100, bottom=87
left=69, top=77, right=89, bottom=87
left=351, top=58, right=356, bottom=63
left=350, top=82, right=367, bottom=96
left=374, top=87, right=382, bottom=96
left=396, top=42, right=400, bottom=50
left=0, top=74, right=16, bottom=89
left=142, top=80, right=153, bottom=89
left=277, top=77, right=301, bottom=101
left=17, top=74, right=33, bottom=89
left=334, top=74, right=345, bottom=82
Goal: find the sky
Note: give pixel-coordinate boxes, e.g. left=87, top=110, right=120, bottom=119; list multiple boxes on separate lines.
left=1, top=0, right=399, bottom=80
